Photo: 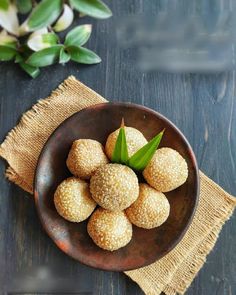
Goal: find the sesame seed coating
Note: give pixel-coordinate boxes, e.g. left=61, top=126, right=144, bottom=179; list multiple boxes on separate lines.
left=54, top=177, right=96, bottom=222
left=90, top=163, right=139, bottom=211
left=105, top=127, right=147, bottom=159
left=126, top=183, right=170, bottom=229
left=87, top=208, right=132, bottom=251
left=66, top=139, right=109, bottom=180
left=143, top=147, right=188, bottom=192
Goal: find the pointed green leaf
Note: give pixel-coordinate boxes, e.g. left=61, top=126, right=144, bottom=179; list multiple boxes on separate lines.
left=111, top=126, right=129, bottom=165
left=69, top=0, right=112, bottom=19
left=67, top=46, right=101, bottom=64
left=128, top=130, right=165, bottom=171
left=15, top=53, right=24, bottom=63
left=20, top=0, right=63, bottom=33
left=0, top=45, right=16, bottom=61
left=59, top=47, right=71, bottom=64
left=19, top=61, right=40, bottom=78
left=65, top=24, right=92, bottom=47
left=26, top=45, right=63, bottom=67
left=0, top=0, right=9, bottom=11
left=17, top=0, right=32, bottom=14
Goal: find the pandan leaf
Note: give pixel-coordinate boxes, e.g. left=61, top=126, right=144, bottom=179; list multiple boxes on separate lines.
left=65, top=24, right=92, bottom=47
left=128, top=130, right=165, bottom=171
left=69, top=0, right=112, bottom=19
left=19, top=61, right=40, bottom=78
left=20, top=0, right=63, bottom=34
left=59, top=47, right=71, bottom=64
left=17, top=0, right=32, bottom=14
left=111, top=119, right=129, bottom=165
left=68, top=46, right=101, bottom=64
left=26, top=45, right=63, bottom=67
left=0, top=45, right=16, bottom=61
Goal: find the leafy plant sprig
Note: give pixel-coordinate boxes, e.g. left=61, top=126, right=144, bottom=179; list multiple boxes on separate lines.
left=0, top=0, right=112, bottom=78
left=111, top=120, right=165, bottom=171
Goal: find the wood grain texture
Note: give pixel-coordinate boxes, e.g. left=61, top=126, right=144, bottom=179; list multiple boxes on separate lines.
left=0, top=0, right=235, bottom=294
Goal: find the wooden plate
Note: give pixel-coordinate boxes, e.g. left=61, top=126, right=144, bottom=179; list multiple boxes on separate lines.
left=34, top=102, right=199, bottom=271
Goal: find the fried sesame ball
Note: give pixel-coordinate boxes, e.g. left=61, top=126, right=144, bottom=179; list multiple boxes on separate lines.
left=66, top=139, right=109, bottom=179
left=54, top=177, right=96, bottom=222
left=105, top=127, right=147, bottom=159
left=126, top=183, right=170, bottom=229
left=87, top=208, right=132, bottom=251
left=143, top=147, right=188, bottom=192
left=90, top=163, right=139, bottom=211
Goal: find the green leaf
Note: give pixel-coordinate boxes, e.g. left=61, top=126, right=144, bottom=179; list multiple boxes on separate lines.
left=26, top=45, right=63, bottom=67
left=111, top=120, right=129, bottom=165
left=19, top=61, right=40, bottom=78
left=67, top=46, right=101, bottom=64
left=69, top=0, right=112, bottom=19
left=21, top=0, right=63, bottom=33
left=15, top=53, right=23, bottom=63
left=17, top=0, right=32, bottom=14
left=0, top=45, right=16, bottom=61
left=65, top=24, right=92, bottom=47
left=0, top=0, right=9, bottom=11
left=128, top=130, right=165, bottom=171
left=59, top=47, right=71, bottom=64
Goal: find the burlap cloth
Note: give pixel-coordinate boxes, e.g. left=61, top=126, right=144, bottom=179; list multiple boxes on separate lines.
left=0, top=76, right=235, bottom=295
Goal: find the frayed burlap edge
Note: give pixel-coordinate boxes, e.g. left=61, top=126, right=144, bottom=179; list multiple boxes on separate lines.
left=0, top=76, right=107, bottom=193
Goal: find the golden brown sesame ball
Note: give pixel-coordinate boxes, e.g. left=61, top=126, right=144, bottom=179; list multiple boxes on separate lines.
left=87, top=208, right=132, bottom=251
left=66, top=139, right=109, bottom=179
left=143, top=147, right=188, bottom=192
left=126, top=183, right=170, bottom=229
left=54, top=177, right=96, bottom=222
left=90, top=163, right=139, bottom=211
left=105, top=127, right=147, bottom=159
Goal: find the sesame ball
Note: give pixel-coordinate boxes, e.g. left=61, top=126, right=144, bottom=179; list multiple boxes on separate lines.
left=54, top=177, right=96, bottom=222
left=87, top=208, right=132, bottom=251
left=126, top=183, right=170, bottom=229
left=66, top=139, right=109, bottom=179
left=90, top=163, right=139, bottom=211
left=143, top=147, right=188, bottom=192
left=105, top=127, right=147, bottom=159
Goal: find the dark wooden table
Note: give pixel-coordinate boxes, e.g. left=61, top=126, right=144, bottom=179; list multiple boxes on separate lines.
left=0, top=1, right=236, bottom=294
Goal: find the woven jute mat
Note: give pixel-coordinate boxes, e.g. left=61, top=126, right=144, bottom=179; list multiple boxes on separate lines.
left=0, top=76, right=235, bottom=295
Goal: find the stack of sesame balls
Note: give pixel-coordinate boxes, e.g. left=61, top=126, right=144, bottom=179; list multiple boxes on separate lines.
left=54, top=127, right=188, bottom=251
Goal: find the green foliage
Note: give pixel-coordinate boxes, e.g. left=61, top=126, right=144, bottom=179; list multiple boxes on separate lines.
left=0, top=45, right=16, bottom=61
left=111, top=120, right=129, bottom=165
left=26, top=0, right=63, bottom=32
left=68, top=46, right=101, bottom=64
left=69, top=0, right=112, bottom=19
left=0, top=0, right=9, bottom=11
left=27, top=45, right=63, bottom=67
left=111, top=124, right=165, bottom=171
left=0, top=0, right=111, bottom=77
left=16, top=0, right=32, bottom=14
left=128, top=130, right=165, bottom=171
left=65, top=24, right=92, bottom=47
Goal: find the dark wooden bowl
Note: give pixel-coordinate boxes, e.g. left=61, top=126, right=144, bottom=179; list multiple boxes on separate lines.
left=34, top=102, right=199, bottom=271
